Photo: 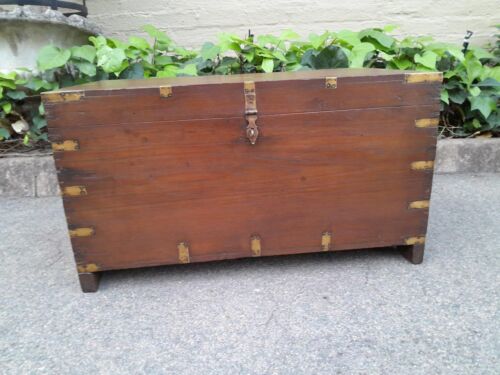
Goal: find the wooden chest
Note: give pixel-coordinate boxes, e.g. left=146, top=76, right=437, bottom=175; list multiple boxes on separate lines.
left=42, top=68, right=442, bottom=292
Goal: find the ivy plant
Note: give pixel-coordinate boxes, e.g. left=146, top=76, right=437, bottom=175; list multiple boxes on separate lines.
left=0, top=25, right=498, bottom=147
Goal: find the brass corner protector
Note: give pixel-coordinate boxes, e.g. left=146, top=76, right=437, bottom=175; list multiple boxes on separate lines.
left=251, top=235, right=261, bottom=257
left=325, top=77, right=337, bottom=89
left=178, top=242, right=190, bottom=263
left=52, top=140, right=80, bottom=152
left=62, top=186, right=87, bottom=197
left=408, top=200, right=430, bottom=209
left=321, top=232, right=332, bottom=251
left=411, top=161, right=435, bottom=171
left=69, top=227, right=95, bottom=238
left=404, top=236, right=426, bottom=245
left=43, top=91, right=84, bottom=103
left=159, top=85, right=173, bottom=98
left=77, top=263, right=99, bottom=273
left=415, top=118, right=439, bottom=128
left=404, top=72, right=443, bottom=84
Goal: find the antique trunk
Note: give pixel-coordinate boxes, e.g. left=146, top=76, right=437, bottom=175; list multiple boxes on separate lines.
left=42, top=68, right=442, bottom=292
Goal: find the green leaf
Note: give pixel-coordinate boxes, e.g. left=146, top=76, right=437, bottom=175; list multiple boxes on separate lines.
left=177, top=63, right=198, bottom=76
left=142, top=25, right=172, bottom=44
left=70, top=45, right=96, bottom=62
left=359, top=29, right=395, bottom=49
left=0, top=79, right=17, bottom=90
left=382, top=24, right=399, bottom=32
left=129, top=36, right=150, bottom=51
left=448, top=90, right=468, bottom=104
left=280, top=29, right=301, bottom=40
left=336, top=30, right=361, bottom=46
left=470, top=95, right=497, bottom=118
left=39, top=103, right=45, bottom=116
left=468, top=46, right=494, bottom=60
left=414, top=51, right=438, bottom=69
left=308, top=32, right=329, bottom=49
left=96, top=46, right=127, bottom=73
left=349, top=42, right=375, bottom=68
left=261, top=58, right=274, bottom=73
left=32, top=115, right=47, bottom=130
left=154, top=55, right=173, bottom=66
left=89, top=36, right=108, bottom=49
left=468, top=86, right=481, bottom=97
left=6, top=90, right=27, bottom=100
left=0, top=72, right=16, bottom=80
left=301, top=46, right=349, bottom=69
left=2, top=102, right=12, bottom=114
left=156, top=65, right=179, bottom=78
left=464, top=54, right=483, bottom=86
left=74, top=61, right=97, bottom=77
left=200, top=42, right=221, bottom=60
left=23, top=134, right=29, bottom=145
left=440, top=89, right=449, bottom=104
left=0, top=127, right=10, bottom=139
left=474, top=78, right=500, bottom=87
left=37, top=45, right=71, bottom=71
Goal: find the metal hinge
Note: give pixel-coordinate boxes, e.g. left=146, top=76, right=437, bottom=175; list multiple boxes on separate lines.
left=62, top=186, right=87, bottom=197
left=404, top=236, right=426, bottom=245
left=325, top=77, right=337, bottom=89
left=415, top=118, right=439, bottom=128
left=77, top=263, right=99, bottom=273
left=404, top=72, right=443, bottom=84
left=411, top=161, right=435, bottom=171
left=408, top=200, right=430, bottom=209
left=159, top=85, right=173, bottom=98
left=251, top=235, right=261, bottom=257
left=69, top=227, right=95, bottom=238
left=321, top=232, right=332, bottom=251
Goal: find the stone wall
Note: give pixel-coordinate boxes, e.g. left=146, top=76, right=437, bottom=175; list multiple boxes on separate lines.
left=86, top=0, right=499, bottom=47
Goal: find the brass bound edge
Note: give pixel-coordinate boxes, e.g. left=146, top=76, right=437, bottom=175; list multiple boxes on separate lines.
left=409, top=200, right=430, bottom=209
left=52, top=140, right=79, bottom=152
left=251, top=235, right=261, bottom=257
left=77, top=263, right=99, bottom=273
left=178, top=242, right=190, bottom=263
left=411, top=161, right=435, bottom=170
left=415, top=118, right=439, bottom=128
left=43, top=91, right=84, bottom=103
left=62, top=186, right=87, bottom=197
left=69, top=227, right=95, bottom=238
left=404, top=72, right=443, bottom=84
left=321, top=232, right=332, bottom=251
left=159, top=85, right=173, bottom=98
left=405, top=236, right=426, bottom=245
left=325, top=77, right=337, bottom=89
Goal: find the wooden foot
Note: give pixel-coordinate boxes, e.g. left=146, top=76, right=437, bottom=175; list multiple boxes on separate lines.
left=78, top=272, right=101, bottom=293
left=400, top=244, right=424, bottom=264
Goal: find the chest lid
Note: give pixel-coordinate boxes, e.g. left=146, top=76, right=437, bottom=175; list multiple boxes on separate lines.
left=42, top=68, right=442, bottom=127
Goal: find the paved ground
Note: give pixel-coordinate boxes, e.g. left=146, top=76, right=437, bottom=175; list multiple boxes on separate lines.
left=0, top=174, right=499, bottom=375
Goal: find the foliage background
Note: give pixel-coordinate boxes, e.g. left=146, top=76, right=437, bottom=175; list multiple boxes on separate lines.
left=0, top=25, right=499, bottom=148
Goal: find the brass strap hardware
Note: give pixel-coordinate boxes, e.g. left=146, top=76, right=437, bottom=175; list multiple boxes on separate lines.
left=52, top=140, right=79, bottom=152
left=250, top=235, right=261, bottom=257
left=62, top=186, right=87, bottom=197
left=411, top=161, right=435, bottom=171
left=159, top=85, right=173, bottom=98
left=77, top=263, right=99, bottom=273
left=404, top=72, right=443, bottom=84
left=69, top=227, right=95, bottom=238
left=409, top=200, right=430, bottom=209
left=178, top=242, right=190, bottom=263
left=325, top=77, right=337, bottom=89
left=244, top=81, right=259, bottom=145
left=415, top=118, right=439, bottom=128
left=321, top=232, right=332, bottom=251
left=405, top=236, right=426, bottom=245
left=43, top=91, right=84, bottom=103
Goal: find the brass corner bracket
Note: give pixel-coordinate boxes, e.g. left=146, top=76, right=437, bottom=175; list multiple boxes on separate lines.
left=159, top=85, right=173, bottom=98
left=52, top=140, right=80, bottom=152
left=404, top=236, right=426, bottom=245
left=411, top=161, right=435, bottom=171
left=178, top=242, right=190, bottom=263
left=69, top=227, right=95, bottom=238
left=43, top=91, right=84, bottom=103
left=325, top=77, right=337, bottom=89
left=415, top=118, right=439, bottom=128
left=404, top=72, right=443, bottom=84
left=62, top=186, right=87, bottom=197
left=321, top=232, right=332, bottom=251
left=408, top=200, right=430, bottom=209
left=250, top=235, right=261, bottom=257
